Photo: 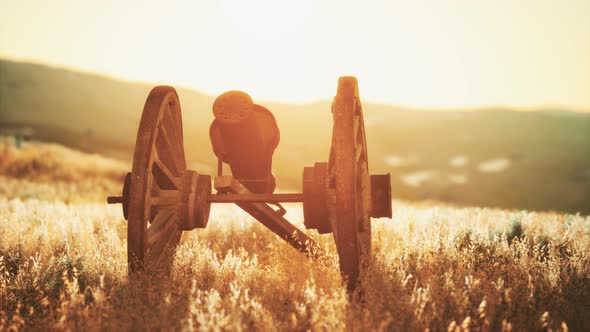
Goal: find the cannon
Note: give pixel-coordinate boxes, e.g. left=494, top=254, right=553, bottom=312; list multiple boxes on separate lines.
left=108, top=77, right=392, bottom=291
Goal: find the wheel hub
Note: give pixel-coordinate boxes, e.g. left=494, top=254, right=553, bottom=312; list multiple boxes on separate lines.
left=178, top=171, right=212, bottom=230
left=370, top=174, right=392, bottom=218
left=302, top=162, right=332, bottom=234
left=107, top=172, right=131, bottom=220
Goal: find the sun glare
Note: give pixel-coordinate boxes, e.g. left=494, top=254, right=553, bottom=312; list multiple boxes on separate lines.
left=0, top=0, right=588, bottom=109
left=221, top=0, right=310, bottom=37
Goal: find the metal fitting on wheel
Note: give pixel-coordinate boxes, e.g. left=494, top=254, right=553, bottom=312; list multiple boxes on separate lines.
left=370, top=173, right=392, bottom=218
left=178, top=171, right=211, bottom=230
left=303, top=162, right=332, bottom=234
left=107, top=172, right=131, bottom=220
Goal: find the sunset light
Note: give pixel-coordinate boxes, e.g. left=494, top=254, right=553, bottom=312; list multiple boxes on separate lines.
left=0, top=0, right=589, bottom=109
left=2, top=1, right=590, bottom=330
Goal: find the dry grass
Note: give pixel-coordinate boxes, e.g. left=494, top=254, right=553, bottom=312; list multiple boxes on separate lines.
left=1, top=141, right=589, bottom=331
left=0, top=140, right=126, bottom=202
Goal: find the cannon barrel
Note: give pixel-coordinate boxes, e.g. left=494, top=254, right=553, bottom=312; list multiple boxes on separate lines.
left=209, top=91, right=280, bottom=193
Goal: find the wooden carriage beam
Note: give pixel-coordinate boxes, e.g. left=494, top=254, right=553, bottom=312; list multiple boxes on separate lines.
left=214, top=176, right=320, bottom=257
left=208, top=193, right=304, bottom=203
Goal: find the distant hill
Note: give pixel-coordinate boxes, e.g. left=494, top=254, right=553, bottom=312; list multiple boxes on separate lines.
left=1, top=58, right=589, bottom=214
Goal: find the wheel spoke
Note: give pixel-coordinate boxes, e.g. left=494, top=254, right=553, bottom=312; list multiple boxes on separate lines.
left=150, top=230, right=182, bottom=270
left=353, top=113, right=360, bottom=138
left=147, top=210, right=176, bottom=248
left=152, top=150, right=182, bottom=189
left=146, top=213, right=181, bottom=268
left=163, top=103, right=183, bottom=149
left=355, top=144, right=365, bottom=162
left=157, top=122, right=184, bottom=173
left=150, top=190, right=179, bottom=207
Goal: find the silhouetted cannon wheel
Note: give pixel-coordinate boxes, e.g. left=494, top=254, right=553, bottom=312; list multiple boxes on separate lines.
left=327, top=77, right=372, bottom=291
left=127, top=86, right=187, bottom=274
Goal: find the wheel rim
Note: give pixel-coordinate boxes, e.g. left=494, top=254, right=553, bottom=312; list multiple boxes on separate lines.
left=328, top=77, right=371, bottom=291
left=127, top=86, right=187, bottom=273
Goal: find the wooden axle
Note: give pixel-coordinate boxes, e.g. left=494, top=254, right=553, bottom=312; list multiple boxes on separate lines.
left=208, top=193, right=304, bottom=203
left=107, top=196, right=125, bottom=204
left=108, top=192, right=304, bottom=206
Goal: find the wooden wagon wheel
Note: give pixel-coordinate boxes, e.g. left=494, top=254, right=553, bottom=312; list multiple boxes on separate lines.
left=328, top=77, right=372, bottom=291
left=127, top=86, right=187, bottom=274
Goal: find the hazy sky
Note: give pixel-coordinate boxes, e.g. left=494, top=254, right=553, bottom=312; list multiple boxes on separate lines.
left=1, top=0, right=589, bottom=110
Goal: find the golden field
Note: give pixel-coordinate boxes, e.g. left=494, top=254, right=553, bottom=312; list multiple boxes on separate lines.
left=0, top=141, right=588, bottom=331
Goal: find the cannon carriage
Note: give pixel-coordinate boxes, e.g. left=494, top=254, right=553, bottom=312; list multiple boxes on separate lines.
left=108, top=77, right=392, bottom=290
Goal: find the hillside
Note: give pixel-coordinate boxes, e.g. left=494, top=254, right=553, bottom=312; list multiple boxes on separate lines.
left=1, top=59, right=589, bottom=214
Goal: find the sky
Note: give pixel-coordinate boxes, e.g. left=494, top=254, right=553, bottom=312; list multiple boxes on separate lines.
left=1, top=0, right=589, bottom=110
